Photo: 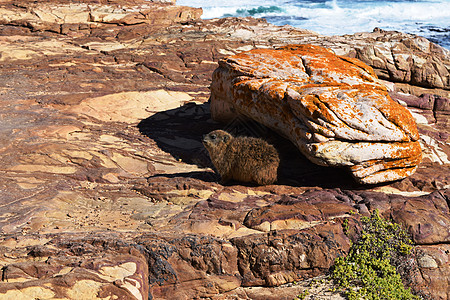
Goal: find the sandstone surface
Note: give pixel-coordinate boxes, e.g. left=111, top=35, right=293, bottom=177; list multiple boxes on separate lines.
left=0, top=0, right=449, bottom=299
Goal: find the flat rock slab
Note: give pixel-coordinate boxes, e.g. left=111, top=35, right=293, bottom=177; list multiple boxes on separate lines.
left=0, top=0, right=449, bottom=298
left=211, top=44, right=422, bottom=184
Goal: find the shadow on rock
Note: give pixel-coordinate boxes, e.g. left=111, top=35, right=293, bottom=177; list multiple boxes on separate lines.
left=274, top=136, right=361, bottom=189
left=147, top=171, right=220, bottom=183
left=138, top=102, right=221, bottom=168
left=138, top=102, right=363, bottom=189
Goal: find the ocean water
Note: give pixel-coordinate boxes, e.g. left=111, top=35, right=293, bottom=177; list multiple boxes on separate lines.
left=177, top=0, right=450, bottom=49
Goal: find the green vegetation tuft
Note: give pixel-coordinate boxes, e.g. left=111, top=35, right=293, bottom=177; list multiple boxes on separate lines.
left=294, top=289, right=309, bottom=300
left=332, top=209, right=419, bottom=300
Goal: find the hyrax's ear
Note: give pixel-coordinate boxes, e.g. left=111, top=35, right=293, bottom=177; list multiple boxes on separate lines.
left=223, top=134, right=230, bottom=143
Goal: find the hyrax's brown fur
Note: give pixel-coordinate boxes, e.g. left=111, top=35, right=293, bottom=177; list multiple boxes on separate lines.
left=202, top=130, right=279, bottom=185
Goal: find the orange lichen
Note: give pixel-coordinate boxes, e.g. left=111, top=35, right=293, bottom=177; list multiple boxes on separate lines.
left=211, top=44, right=423, bottom=183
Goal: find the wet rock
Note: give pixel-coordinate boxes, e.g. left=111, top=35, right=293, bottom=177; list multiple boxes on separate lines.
left=210, top=44, right=422, bottom=184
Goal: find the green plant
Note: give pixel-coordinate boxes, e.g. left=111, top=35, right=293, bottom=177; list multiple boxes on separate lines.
left=342, top=218, right=350, bottom=235
left=295, top=289, right=309, bottom=300
left=332, top=209, right=419, bottom=300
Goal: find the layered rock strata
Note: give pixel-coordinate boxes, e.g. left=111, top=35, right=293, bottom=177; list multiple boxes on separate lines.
left=0, top=0, right=449, bottom=299
left=1, top=188, right=449, bottom=299
left=211, top=44, right=422, bottom=184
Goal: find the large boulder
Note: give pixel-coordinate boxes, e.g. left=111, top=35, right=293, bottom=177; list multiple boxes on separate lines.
left=210, top=44, right=422, bottom=184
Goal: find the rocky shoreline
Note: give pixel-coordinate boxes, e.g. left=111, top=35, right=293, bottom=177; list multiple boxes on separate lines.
left=0, top=0, right=448, bottom=299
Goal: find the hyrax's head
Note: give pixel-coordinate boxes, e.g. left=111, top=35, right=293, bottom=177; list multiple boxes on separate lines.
left=202, top=130, right=232, bottom=150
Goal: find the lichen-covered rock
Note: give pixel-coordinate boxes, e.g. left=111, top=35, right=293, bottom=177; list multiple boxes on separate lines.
left=210, top=44, right=422, bottom=184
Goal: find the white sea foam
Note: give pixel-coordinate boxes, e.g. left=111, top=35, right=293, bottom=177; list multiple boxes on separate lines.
left=178, top=0, right=450, bottom=49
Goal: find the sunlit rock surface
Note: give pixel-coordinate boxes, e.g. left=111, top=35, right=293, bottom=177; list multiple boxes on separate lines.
left=0, top=0, right=448, bottom=299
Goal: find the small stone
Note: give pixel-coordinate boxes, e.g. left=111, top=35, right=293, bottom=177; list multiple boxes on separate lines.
left=418, top=254, right=439, bottom=268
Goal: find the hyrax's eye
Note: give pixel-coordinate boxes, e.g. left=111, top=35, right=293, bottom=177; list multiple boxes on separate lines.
left=210, top=134, right=216, bottom=140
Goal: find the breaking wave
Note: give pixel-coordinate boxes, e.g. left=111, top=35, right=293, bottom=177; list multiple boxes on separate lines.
left=177, top=0, right=450, bottom=49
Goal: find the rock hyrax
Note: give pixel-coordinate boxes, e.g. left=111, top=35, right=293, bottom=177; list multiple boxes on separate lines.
left=202, top=130, right=279, bottom=185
